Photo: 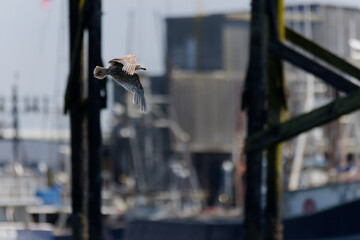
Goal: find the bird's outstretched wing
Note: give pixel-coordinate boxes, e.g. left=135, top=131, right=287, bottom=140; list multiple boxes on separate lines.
left=108, top=54, right=137, bottom=75
left=111, top=73, right=147, bottom=112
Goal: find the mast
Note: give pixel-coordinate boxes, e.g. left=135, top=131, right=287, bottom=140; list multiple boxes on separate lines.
left=12, top=84, right=19, bottom=168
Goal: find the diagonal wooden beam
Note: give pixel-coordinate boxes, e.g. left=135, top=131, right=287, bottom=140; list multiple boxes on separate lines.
left=285, top=27, right=360, bottom=81
left=245, top=88, right=360, bottom=153
left=268, top=39, right=360, bottom=94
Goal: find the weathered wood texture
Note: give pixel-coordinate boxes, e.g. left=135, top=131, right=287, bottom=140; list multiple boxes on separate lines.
left=285, top=27, right=360, bottom=81
left=265, top=0, right=288, bottom=239
left=87, top=0, right=103, bottom=239
left=246, top=88, right=360, bottom=153
left=67, top=0, right=87, bottom=239
left=268, top=40, right=360, bottom=94
left=242, top=0, right=268, bottom=239
left=64, top=0, right=86, bottom=114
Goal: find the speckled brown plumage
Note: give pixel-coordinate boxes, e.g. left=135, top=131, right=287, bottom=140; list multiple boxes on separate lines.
left=93, top=54, right=147, bottom=112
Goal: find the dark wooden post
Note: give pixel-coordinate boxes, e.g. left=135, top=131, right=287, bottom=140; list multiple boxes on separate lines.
left=68, top=0, right=87, bottom=239
left=244, top=2, right=360, bottom=240
left=265, top=0, right=288, bottom=239
left=87, top=0, right=103, bottom=239
left=242, top=0, right=268, bottom=239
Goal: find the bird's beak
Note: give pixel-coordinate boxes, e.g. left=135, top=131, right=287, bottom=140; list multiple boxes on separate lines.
left=141, top=67, right=147, bottom=71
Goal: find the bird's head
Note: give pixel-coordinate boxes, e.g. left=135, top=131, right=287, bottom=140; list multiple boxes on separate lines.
left=136, top=64, right=147, bottom=71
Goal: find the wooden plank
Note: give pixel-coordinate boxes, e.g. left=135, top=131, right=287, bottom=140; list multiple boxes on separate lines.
left=268, top=39, right=360, bottom=94
left=285, top=27, right=360, bottom=81
left=245, top=88, right=360, bottom=153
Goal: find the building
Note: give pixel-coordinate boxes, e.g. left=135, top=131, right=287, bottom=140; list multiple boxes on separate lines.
left=165, top=4, right=360, bottom=195
left=108, top=3, right=360, bottom=207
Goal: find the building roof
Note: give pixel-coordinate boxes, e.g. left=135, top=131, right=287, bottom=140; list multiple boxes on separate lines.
left=285, top=0, right=360, bottom=9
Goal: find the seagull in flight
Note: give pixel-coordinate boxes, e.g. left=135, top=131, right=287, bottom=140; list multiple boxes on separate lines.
left=93, top=54, right=147, bottom=112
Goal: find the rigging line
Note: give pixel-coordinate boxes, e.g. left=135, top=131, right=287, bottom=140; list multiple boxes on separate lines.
left=35, top=0, right=57, bottom=144
left=38, top=0, right=54, bottom=54
left=43, top=0, right=68, bottom=165
left=52, top=0, right=67, bottom=133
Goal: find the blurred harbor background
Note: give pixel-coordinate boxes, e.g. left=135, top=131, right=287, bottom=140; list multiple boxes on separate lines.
left=2, top=0, right=360, bottom=239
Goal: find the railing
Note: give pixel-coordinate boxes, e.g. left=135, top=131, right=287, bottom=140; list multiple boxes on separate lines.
left=0, top=176, right=45, bottom=205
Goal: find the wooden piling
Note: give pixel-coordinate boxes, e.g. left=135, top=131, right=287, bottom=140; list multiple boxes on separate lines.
left=265, top=0, right=288, bottom=239
left=242, top=0, right=268, bottom=239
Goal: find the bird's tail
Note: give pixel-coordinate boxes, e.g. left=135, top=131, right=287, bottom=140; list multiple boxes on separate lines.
left=133, top=91, right=147, bottom=113
left=93, top=66, right=108, bottom=79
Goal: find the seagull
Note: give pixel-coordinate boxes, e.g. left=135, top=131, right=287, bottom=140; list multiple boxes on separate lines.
left=93, top=54, right=147, bottom=112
